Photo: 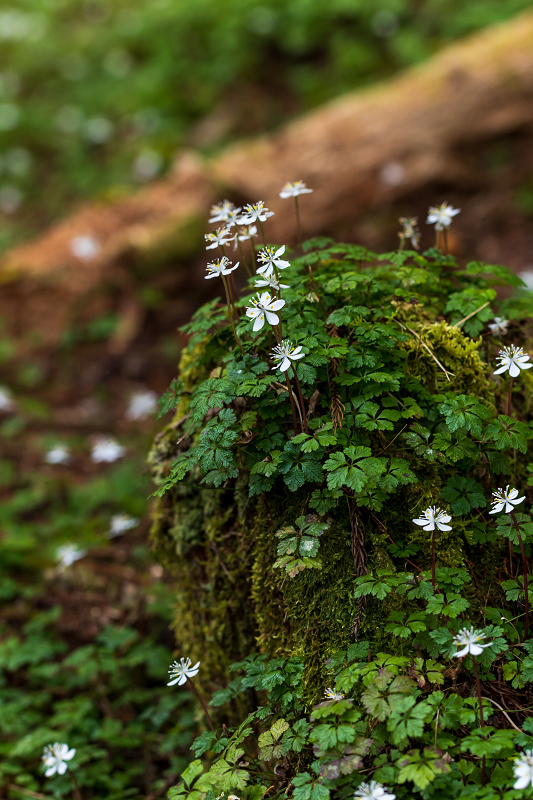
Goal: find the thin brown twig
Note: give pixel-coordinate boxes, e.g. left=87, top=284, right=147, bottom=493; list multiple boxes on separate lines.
left=481, top=697, right=523, bottom=733
left=453, top=301, right=490, bottom=329
left=396, top=320, right=454, bottom=381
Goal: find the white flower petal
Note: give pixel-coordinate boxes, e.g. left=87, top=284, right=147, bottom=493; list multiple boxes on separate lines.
left=493, top=364, right=508, bottom=375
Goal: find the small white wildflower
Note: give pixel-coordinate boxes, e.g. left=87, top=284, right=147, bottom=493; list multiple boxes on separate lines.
left=70, top=235, right=100, bottom=261
left=224, top=206, right=243, bottom=228
left=489, top=486, right=525, bottom=514
left=240, top=200, right=274, bottom=225
left=412, top=506, right=452, bottom=532
left=279, top=180, right=313, bottom=198
left=0, top=386, right=14, bottom=412
left=167, top=657, right=200, bottom=686
left=399, top=217, right=420, bottom=249
left=513, top=750, right=533, bottom=790
left=256, top=245, right=290, bottom=278
left=488, top=317, right=509, bottom=335
left=306, top=291, right=319, bottom=303
left=91, top=436, right=125, bottom=463
left=324, top=687, right=344, bottom=701
left=41, top=743, right=76, bottom=777
left=109, top=513, right=139, bottom=538
left=245, top=292, right=285, bottom=332
left=254, top=275, right=289, bottom=291
left=426, top=202, right=461, bottom=230
left=353, top=781, right=396, bottom=800
left=205, top=256, right=239, bottom=280
left=237, top=224, right=258, bottom=242
left=126, top=390, right=158, bottom=420
left=452, top=627, right=492, bottom=658
left=209, top=200, right=234, bottom=224
left=270, top=340, right=305, bottom=372
left=56, top=544, right=86, bottom=571
left=493, top=344, right=532, bottom=378
left=205, top=226, right=233, bottom=250
left=45, top=445, right=70, bottom=465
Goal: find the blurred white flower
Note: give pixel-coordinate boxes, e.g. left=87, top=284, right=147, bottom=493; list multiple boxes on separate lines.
left=514, top=751, right=533, bottom=790
left=84, top=117, right=113, bottom=143
left=399, top=217, right=420, bottom=249
left=205, top=256, right=239, bottom=280
left=167, top=657, right=200, bottom=686
left=70, top=235, right=101, bottom=261
left=0, top=386, right=14, bottom=412
left=489, top=486, right=525, bottom=514
left=56, top=544, right=86, bottom=572
left=324, top=688, right=344, bottom=700
left=353, top=781, right=395, bottom=800
left=245, top=292, right=285, bottom=331
left=493, top=344, right=532, bottom=378
left=126, top=390, right=158, bottom=420
left=412, top=507, right=452, bottom=532
left=109, top=513, right=139, bottom=538
left=237, top=224, right=258, bottom=242
left=91, top=436, right=125, bottom=463
left=45, top=445, right=70, bottom=465
left=41, top=743, right=76, bottom=777
left=256, top=245, right=290, bottom=278
left=209, top=200, right=234, bottom=224
left=452, top=627, right=492, bottom=658
left=380, top=162, right=405, bottom=187
left=224, top=206, right=243, bottom=228
left=240, top=201, right=274, bottom=225
left=133, top=149, right=163, bottom=182
left=270, top=340, right=305, bottom=372
left=205, top=226, right=233, bottom=250
left=279, top=180, right=312, bottom=198
left=488, top=317, right=509, bottom=335
left=426, top=202, right=460, bottom=230
left=0, top=185, right=22, bottom=213
left=254, top=276, right=288, bottom=291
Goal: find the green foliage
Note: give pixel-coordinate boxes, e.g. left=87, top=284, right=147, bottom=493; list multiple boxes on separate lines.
left=273, top=515, right=328, bottom=577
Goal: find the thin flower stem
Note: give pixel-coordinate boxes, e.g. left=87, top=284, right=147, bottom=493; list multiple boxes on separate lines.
left=435, top=229, right=440, bottom=250
left=187, top=676, right=215, bottom=731
left=258, top=219, right=266, bottom=245
left=511, top=510, right=529, bottom=639
left=67, top=767, right=83, bottom=800
left=285, top=373, right=299, bottom=433
left=221, top=276, right=245, bottom=355
left=237, top=239, right=252, bottom=278
left=398, top=235, right=405, bottom=253
left=443, top=228, right=449, bottom=254
left=507, top=376, right=514, bottom=417
left=291, top=365, right=309, bottom=434
left=431, top=531, right=436, bottom=590
left=294, top=196, right=302, bottom=246
left=472, top=657, right=486, bottom=785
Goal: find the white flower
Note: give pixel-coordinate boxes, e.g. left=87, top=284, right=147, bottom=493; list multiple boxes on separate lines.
left=240, top=201, right=274, bottom=225
left=70, top=235, right=100, bottom=261
left=279, top=180, right=313, bottom=198
left=41, top=743, right=76, bottom=777
left=167, top=657, right=200, bottom=686
left=324, top=688, right=344, bottom=701
left=513, top=750, right=533, bottom=790
left=489, top=486, right=526, bottom=514
left=254, top=276, right=289, bottom=291
left=493, top=344, right=532, bottom=378
left=0, top=386, right=14, bottom=412
left=205, top=256, right=239, bottom=280
left=209, top=200, right=234, bottom=224
left=45, top=445, right=70, bottom=465
left=109, top=514, right=139, bottom=538
left=56, top=544, right=86, bottom=571
left=91, top=436, right=125, bottom=463
left=256, top=245, right=290, bottom=278
left=412, top=506, right=452, bottom=532
left=270, top=340, right=305, bottom=372
left=237, top=224, right=258, bottom=242
left=452, top=627, right=492, bottom=658
left=224, top=206, right=243, bottom=228
left=426, top=202, right=461, bottom=231
left=353, top=781, right=396, bottom=800
left=399, top=217, right=420, bottom=249
left=205, top=226, right=233, bottom=250
left=126, top=390, right=158, bottom=420
left=488, top=317, right=509, bottom=335
left=245, top=292, right=285, bottom=331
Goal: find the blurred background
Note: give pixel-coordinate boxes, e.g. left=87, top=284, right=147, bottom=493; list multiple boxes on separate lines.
left=1, top=0, right=533, bottom=797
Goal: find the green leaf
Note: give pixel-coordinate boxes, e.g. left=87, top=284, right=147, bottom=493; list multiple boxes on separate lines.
left=486, top=415, right=531, bottom=453
left=440, top=475, right=486, bottom=515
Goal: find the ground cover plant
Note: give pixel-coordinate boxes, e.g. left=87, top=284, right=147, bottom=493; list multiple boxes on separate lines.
left=149, top=195, right=533, bottom=798
left=1, top=0, right=532, bottom=251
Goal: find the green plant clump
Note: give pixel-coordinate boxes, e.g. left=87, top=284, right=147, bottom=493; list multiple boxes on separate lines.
left=150, top=209, right=533, bottom=797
